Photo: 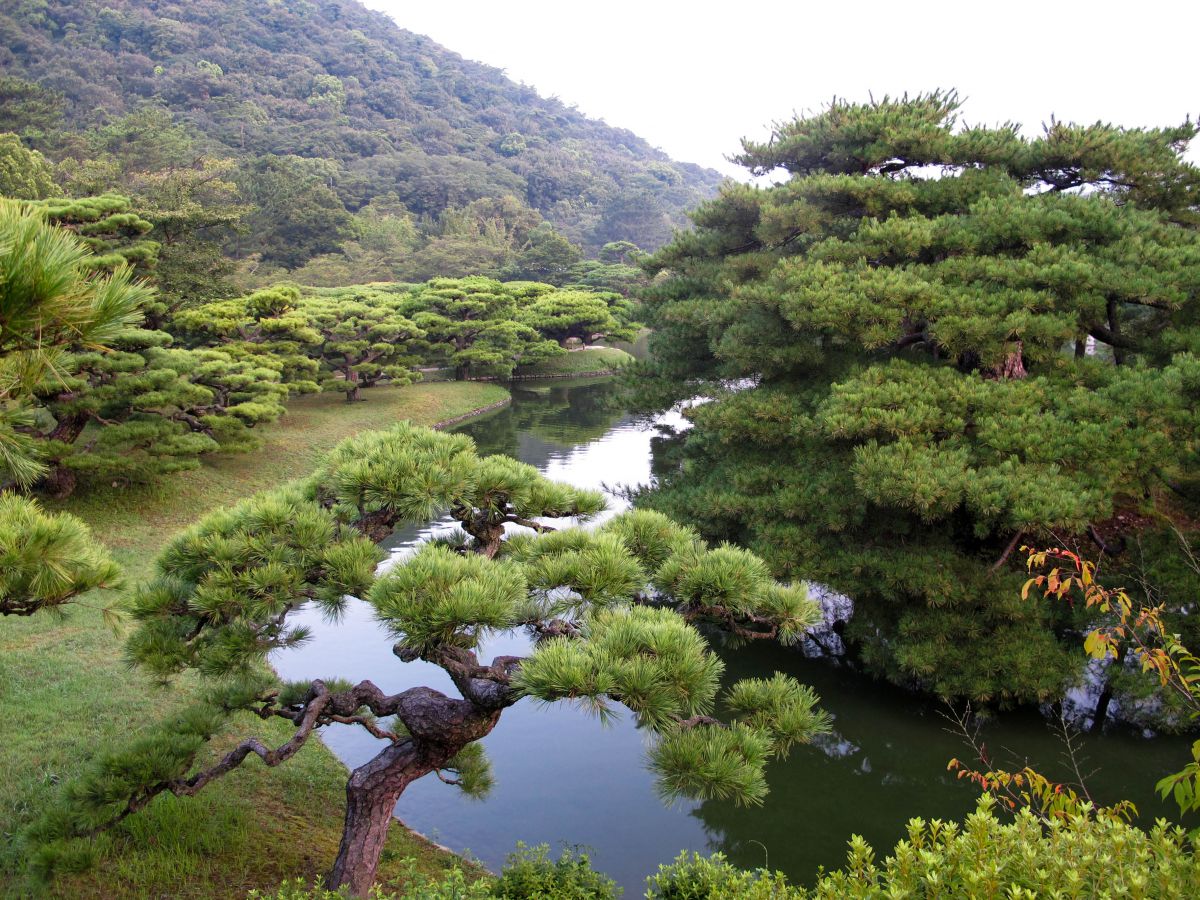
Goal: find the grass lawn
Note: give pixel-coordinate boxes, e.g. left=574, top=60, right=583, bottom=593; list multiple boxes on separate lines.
left=0, top=382, right=508, bottom=899
left=513, top=346, right=633, bottom=378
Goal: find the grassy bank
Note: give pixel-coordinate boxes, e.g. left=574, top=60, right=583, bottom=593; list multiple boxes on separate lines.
left=513, top=346, right=633, bottom=378
left=1, top=382, right=508, bottom=899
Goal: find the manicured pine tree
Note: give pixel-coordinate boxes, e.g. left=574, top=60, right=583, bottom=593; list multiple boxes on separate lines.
left=28, top=423, right=827, bottom=897
left=29, top=194, right=159, bottom=274
left=0, top=199, right=138, bottom=615
left=302, top=288, right=426, bottom=401
left=29, top=326, right=288, bottom=497
left=170, top=284, right=324, bottom=394
left=519, top=288, right=639, bottom=347
left=635, top=92, right=1200, bottom=703
left=0, top=494, right=121, bottom=617
left=400, top=277, right=562, bottom=380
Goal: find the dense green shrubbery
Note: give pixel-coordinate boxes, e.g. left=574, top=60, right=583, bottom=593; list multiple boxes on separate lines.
left=250, top=799, right=1200, bottom=898
left=651, top=802, right=1200, bottom=897
left=492, top=845, right=618, bottom=899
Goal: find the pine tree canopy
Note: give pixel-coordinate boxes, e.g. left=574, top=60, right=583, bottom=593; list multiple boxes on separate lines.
left=518, top=289, right=639, bottom=347
left=28, top=194, right=159, bottom=274
left=0, top=493, right=122, bottom=616
left=29, top=325, right=289, bottom=497
left=399, top=277, right=565, bottom=380
left=634, top=91, right=1200, bottom=704
left=30, top=423, right=829, bottom=894
left=0, top=199, right=149, bottom=487
left=302, top=291, right=425, bottom=401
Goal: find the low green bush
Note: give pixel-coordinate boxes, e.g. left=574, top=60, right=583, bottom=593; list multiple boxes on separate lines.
left=493, top=845, right=618, bottom=899
left=260, top=800, right=1200, bottom=898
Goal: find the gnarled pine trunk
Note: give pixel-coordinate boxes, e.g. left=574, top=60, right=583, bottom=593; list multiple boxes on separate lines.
left=327, top=742, right=430, bottom=897
left=42, top=463, right=78, bottom=499
left=990, top=340, right=1027, bottom=380
left=326, top=688, right=505, bottom=897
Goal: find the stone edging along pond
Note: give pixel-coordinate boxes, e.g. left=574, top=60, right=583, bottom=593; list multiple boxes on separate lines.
left=431, top=395, right=513, bottom=429
left=506, top=368, right=625, bottom=381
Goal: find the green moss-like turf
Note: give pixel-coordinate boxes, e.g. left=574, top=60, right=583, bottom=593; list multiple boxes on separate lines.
left=514, top=346, right=633, bottom=378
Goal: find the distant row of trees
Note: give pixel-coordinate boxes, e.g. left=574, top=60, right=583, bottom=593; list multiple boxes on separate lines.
left=0, top=200, right=638, bottom=499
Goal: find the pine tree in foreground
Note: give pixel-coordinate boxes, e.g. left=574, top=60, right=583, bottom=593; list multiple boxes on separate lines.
left=25, top=422, right=828, bottom=897
left=0, top=198, right=141, bottom=619
left=0, top=494, right=122, bottom=616
left=0, top=198, right=148, bottom=487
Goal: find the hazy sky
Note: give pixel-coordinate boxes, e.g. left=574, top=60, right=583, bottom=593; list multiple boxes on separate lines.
left=365, top=0, right=1199, bottom=178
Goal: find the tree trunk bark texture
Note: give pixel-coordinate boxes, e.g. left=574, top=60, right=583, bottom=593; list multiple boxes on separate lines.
left=327, top=742, right=429, bottom=897
left=990, top=341, right=1027, bottom=380
left=326, top=689, right=505, bottom=897
left=43, top=464, right=77, bottom=499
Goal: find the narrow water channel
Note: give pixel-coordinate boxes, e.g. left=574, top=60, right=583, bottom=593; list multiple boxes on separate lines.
left=272, top=377, right=1196, bottom=892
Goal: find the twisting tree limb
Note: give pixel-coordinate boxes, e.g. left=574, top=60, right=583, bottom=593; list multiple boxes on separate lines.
left=991, top=530, right=1024, bottom=572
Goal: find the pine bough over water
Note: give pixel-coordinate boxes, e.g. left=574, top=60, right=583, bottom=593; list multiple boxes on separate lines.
left=24, top=422, right=829, bottom=897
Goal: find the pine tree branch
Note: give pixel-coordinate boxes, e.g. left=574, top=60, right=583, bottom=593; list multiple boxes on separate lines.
left=70, top=681, right=339, bottom=840
left=403, top=643, right=524, bottom=711
left=675, top=715, right=725, bottom=729
left=1087, top=324, right=1141, bottom=352
left=509, top=515, right=556, bottom=533
left=991, top=530, right=1024, bottom=572
left=328, top=714, right=402, bottom=742
left=679, top=603, right=780, bottom=642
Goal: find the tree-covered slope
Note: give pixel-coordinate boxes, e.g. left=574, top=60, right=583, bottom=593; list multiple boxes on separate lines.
left=0, top=0, right=723, bottom=253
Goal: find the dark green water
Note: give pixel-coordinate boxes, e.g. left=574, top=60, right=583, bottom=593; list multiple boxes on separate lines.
left=272, top=377, right=1196, bottom=891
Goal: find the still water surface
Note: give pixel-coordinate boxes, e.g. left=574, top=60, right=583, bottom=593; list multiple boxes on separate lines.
left=273, top=378, right=1195, bottom=891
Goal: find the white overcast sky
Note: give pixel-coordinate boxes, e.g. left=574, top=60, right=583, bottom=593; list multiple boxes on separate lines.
left=364, top=0, right=1199, bottom=178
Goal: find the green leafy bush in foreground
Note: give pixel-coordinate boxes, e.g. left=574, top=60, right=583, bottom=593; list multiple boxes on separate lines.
left=255, top=799, right=1200, bottom=898
left=654, top=803, right=1200, bottom=897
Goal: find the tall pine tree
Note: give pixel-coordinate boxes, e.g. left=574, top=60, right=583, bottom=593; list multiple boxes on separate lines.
left=636, top=93, right=1200, bottom=704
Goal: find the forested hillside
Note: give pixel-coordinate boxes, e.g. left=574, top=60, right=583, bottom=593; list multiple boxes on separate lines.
left=0, top=0, right=722, bottom=273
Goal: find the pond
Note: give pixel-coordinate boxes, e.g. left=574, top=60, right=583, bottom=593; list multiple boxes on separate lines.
left=272, top=377, right=1196, bottom=892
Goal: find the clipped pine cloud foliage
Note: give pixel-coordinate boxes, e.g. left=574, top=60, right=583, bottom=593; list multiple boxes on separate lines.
left=27, top=422, right=832, bottom=886
left=0, top=494, right=123, bottom=616
left=370, top=544, right=528, bottom=653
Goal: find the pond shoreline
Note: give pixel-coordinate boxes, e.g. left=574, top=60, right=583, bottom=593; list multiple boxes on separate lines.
left=432, top=395, right=513, bottom=428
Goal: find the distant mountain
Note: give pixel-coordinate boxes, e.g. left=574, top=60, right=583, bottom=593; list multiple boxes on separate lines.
left=0, top=0, right=724, bottom=252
